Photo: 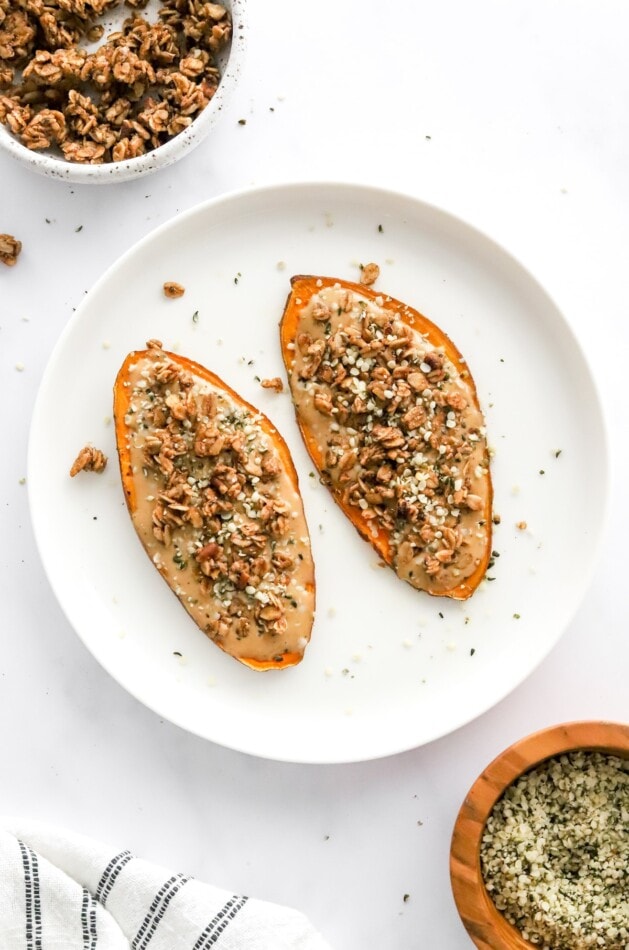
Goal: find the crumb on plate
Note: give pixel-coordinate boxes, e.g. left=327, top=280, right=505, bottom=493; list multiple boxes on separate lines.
left=70, top=444, right=107, bottom=477
left=163, top=281, right=185, bottom=299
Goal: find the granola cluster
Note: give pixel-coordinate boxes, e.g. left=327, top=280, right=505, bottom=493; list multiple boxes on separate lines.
left=0, top=232, right=22, bottom=265
left=0, top=0, right=231, bottom=163
left=290, top=283, right=490, bottom=591
left=125, top=342, right=308, bottom=650
left=69, top=443, right=108, bottom=475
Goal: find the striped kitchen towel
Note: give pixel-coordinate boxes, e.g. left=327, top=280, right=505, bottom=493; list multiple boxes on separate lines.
left=0, top=819, right=332, bottom=949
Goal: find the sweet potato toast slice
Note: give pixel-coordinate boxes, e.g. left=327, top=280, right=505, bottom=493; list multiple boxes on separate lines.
left=280, top=277, right=492, bottom=600
left=114, top=340, right=315, bottom=669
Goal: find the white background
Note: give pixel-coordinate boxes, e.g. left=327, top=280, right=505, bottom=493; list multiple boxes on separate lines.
left=1, top=2, right=627, bottom=947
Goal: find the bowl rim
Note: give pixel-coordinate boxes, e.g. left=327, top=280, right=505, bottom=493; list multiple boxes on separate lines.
left=449, top=720, right=629, bottom=950
left=0, top=0, right=246, bottom=184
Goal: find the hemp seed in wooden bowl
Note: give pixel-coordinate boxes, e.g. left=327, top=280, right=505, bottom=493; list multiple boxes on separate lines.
left=450, top=721, right=629, bottom=950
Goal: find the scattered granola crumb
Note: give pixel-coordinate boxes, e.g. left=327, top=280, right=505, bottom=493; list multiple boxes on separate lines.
left=492, top=513, right=501, bottom=525
left=359, top=261, right=380, bottom=286
left=163, top=281, right=185, bottom=299
left=15, top=361, right=25, bottom=371
left=260, top=377, right=284, bottom=393
left=516, top=520, right=527, bottom=530
left=0, top=234, right=21, bottom=266
left=69, top=444, right=108, bottom=477
left=18, top=477, right=26, bottom=485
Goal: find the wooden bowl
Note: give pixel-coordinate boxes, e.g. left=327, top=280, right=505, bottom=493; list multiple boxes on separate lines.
left=449, top=721, right=629, bottom=949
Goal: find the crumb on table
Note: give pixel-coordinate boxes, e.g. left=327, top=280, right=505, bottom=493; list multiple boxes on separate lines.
left=0, top=233, right=22, bottom=266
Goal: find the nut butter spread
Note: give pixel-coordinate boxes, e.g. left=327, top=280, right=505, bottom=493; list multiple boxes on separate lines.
left=280, top=277, right=492, bottom=600
left=114, top=341, right=315, bottom=670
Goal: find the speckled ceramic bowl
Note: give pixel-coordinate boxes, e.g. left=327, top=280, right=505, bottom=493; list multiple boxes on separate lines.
left=450, top=721, right=629, bottom=950
left=0, top=0, right=245, bottom=184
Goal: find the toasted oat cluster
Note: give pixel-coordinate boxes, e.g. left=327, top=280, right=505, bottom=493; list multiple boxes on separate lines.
left=0, top=232, right=22, bottom=265
left=0, top=0, right=231, bottom=164
left=69, top=443, right=108, bottom=475
left=121, top=342, right=312, bottom=653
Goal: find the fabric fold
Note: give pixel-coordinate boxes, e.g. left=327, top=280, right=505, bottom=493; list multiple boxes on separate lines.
left=0, top=819, right=332, bottom=950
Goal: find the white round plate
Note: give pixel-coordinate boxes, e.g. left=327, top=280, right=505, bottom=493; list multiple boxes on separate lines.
left=28, top=182, right=609, bottom=763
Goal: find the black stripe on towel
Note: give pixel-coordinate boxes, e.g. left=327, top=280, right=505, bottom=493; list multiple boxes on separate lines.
left=193, top=896, right=249, bottom=950
left=81, top=887, right=98, bottom=949
left=95, top=850, right=132, bottom=906
left=18, top=841, right=42, bottom=950
left=132, top=873, right=190, bottom=950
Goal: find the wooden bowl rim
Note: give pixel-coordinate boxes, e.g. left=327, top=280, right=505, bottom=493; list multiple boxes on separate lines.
left=449, top=720, right=629, bottom=950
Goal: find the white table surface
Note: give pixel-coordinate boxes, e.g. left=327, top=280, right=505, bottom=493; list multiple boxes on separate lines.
left=1, top=2, right=628, bottom=947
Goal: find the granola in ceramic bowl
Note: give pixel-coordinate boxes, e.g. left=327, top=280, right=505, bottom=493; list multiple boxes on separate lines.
left=0, top=0, right=244, bottom=182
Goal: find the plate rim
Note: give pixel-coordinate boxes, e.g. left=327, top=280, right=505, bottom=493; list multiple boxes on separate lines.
left=27, top=180, right=612, bottom=763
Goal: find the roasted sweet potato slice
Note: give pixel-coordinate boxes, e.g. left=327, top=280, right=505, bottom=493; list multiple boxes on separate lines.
left=280, top=277, right=492, bottom=600
left=114, top=340, right=315, bottom=670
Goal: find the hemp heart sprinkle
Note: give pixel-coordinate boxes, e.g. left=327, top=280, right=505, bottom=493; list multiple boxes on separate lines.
left=481, top=751, right=629, bottom=949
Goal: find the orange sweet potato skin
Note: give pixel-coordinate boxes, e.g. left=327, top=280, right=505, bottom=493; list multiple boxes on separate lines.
left=280, top=276, right=493, bottom=601
left=114, top=346, right=315, bottom=670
